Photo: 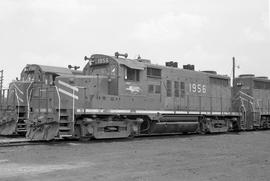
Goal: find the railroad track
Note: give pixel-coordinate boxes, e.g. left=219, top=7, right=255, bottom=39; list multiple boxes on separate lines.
left=0, top=134, right=197, bottom=147
left=0, top=140, right=41, bottom=147
left=1, top=130, right=269, bottom=147
left=0, top=138, right=72, bottom=147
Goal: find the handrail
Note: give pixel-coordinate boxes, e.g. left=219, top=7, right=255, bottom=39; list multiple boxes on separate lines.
left=26, top=81, right=34, bottom=119
left=72, top=89, right=75, bottom=123
left=55, top=86, right=61, bottom=121
left=14, top=89, right=20, bottom=120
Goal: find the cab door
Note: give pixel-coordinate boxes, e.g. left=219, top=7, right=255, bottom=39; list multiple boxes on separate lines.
left=108, top=63, right=118, bottom=95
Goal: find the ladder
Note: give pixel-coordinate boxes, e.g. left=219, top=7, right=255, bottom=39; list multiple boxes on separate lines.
left=57, top=109, right=74, bottom=138
left=16, top=106, right=27, bottom=133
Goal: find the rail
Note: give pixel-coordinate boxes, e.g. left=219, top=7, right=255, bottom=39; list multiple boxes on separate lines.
left=0, top=138, right=73, bottom=147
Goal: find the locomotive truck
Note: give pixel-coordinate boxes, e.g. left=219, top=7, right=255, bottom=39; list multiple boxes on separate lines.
left=26, top=53, right=241, bottom=140
left=0, top=64, right=82, bottom=135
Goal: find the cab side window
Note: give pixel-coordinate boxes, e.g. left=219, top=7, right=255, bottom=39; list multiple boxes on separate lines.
left=44, top=73, right=54, bottom=85
left=124, top=67, right=140, bottom=81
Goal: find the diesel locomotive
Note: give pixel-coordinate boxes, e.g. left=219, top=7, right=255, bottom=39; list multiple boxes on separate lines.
left=26, top=52, right=244, bottom=140
left=0, top=64, right=82, bottom=135
left=232, top=74, right=270, bottom=130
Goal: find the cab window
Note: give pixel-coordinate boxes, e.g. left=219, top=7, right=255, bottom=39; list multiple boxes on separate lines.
left=44, top=73, right=54, bottom=85
left=147, top=67, right=161, bottom=78
left=22, top=71, right=35, bottom=81
left=90, top=65, right=109, bottom=75
left=124, top=67, right=140, bottom=81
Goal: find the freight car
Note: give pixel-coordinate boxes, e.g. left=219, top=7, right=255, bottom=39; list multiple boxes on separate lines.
left=0, top=64, right=82, bottom=135
left=232, top=74, right=270, bottom=130
left=26, top=53, right=241, bottom=140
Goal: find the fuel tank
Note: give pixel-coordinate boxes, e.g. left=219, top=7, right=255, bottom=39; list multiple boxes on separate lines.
left=150, top=115, right=199, bottom=134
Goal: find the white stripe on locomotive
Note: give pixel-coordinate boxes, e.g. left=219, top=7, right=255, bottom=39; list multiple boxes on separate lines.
left=58, top=88, right=79, bottom=100
left=58, top=80, right=79, bottom=92
left=76, top=108, right=239, bottom=115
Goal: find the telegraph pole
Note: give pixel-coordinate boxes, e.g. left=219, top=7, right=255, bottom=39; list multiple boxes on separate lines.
left=0, top=70, right=3, bottom=90
left=0, top=70, right=3, bottom=107
left=232, top=57, right=235, bottom=87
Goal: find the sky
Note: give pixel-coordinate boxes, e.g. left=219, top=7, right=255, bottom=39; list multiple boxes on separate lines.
left=0, top=0, right=269, bottom=88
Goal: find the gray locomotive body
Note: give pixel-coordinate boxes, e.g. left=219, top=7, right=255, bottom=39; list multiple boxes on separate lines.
left=0, top=64, right=82, bottom=136
left=26, top=53, right=241, bottom=140
left=233, top=74, right=270, bottom=130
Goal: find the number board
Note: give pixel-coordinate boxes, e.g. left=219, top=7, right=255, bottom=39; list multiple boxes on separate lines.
left=92, top=57, right=110, bottom=65
left=189, top=83, right=207, bottom=94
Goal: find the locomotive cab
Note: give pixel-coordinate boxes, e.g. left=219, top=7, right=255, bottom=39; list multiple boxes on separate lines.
left=50, top=54, right=146, bottom=139
left=84, top=55, right=119, bottom=95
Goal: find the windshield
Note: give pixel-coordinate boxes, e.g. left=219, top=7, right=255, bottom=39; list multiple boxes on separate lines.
left=6, top=89, right=16, bottom=107
left=21, top=71, right=35, bottom=81
left=90, top=64, right=117, bottom=77
left=91, top=66, right=108, bottom=75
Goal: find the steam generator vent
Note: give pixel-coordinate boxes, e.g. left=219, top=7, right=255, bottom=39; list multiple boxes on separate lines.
left=183, top=64, right=194, bottom=70
left=166, top=61, right=178, bottom=68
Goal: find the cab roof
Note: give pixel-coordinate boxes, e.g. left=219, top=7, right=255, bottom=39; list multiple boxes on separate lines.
left=90, top=54, right=146, bottom=70
left=23, top=64, right=81, bottom=76
left=88, top=54, right=229, bottom=80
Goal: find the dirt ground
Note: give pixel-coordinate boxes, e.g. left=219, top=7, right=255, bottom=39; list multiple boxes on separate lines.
left=0, top=131, right=270, bottom=181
